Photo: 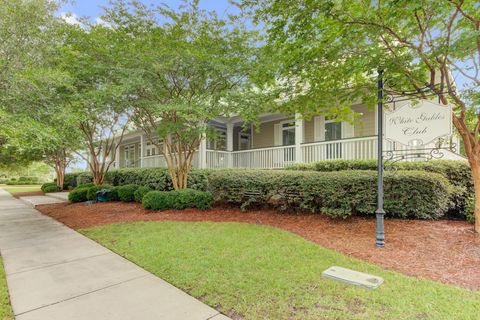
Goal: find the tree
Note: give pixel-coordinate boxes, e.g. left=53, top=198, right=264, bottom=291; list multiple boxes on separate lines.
left=244, top=0, right=480, bottom=232
left=0, top=0, right=62, bottom=168
left=59, top=22, right=133, bottom=185
left=101, top=0, right=259, bottom=189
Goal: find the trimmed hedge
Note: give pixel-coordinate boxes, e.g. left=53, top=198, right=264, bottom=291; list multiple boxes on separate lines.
left=288, top=160, right=472, bottom=217
left=142, top=189, right=213, bottom=211
left=208, top=169, right=452, bottom=219
left=134, top=186, right=152, bottom=203
left=41, top=182, right=60, bottom=193
left=104, top=168, right=209, bottom=191
left=68, top=185, right=91, bottom=203
left=117, top=184, right=140, bottom=202
left=5, top=180, right=40, bottom=185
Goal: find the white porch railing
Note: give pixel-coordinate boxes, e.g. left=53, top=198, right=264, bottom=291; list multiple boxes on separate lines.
left=206, top=150, right=231, bottom=168
left=128, top=136, right=464, bottom=170
left=142, top=152, right=200, bottom=168
left=232, top=145, right=296, bottom=169
left=302, top=136, right=377, bottom=162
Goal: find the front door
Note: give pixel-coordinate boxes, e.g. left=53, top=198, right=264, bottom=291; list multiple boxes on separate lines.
left=325, top=121, right=342, bottom=159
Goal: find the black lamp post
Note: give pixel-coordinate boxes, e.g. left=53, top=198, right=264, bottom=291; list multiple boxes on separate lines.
left=375, top=69, right=385, bottom=248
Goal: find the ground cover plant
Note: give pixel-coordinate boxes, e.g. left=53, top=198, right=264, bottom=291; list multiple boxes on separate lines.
left=83, top=221, right=480, bottom=320
left=0, top=258, right=13, bottom=320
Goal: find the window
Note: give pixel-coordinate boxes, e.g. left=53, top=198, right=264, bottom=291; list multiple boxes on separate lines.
left=324, top=119, right=342, bottom=159
left=207, top=128, right=227, bottom=150
left=325, top=121, right=342, bottom=141
left=124, top=144, right=135, bottom=168
left=239, top=132, right=250, bottom=150
left=281, top=121, right=295, bottom=146
left=145, top=139, right=161, bottom=157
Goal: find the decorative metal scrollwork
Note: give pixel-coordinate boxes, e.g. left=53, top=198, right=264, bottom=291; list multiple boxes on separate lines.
left=382, top=142, right=457, bottom=172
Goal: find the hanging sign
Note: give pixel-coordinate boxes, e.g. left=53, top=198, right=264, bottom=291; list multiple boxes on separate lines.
left=385, top=100, right=452, bottom=146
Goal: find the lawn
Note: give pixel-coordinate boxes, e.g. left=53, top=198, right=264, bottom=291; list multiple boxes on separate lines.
left=83, top=221, right=480, bottom=320
left=0, top=258, right=13, bottom=320
left=1, top=185, right=42, bottom=194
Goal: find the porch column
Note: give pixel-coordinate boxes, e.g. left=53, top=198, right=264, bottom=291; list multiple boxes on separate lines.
left=199, top=133, right=207, bottom=168
left=140, top=134, right=144, bottom=168
left=226, top=121, right=234, bottom=168
left=115, top=142, right=120, bottom=169
left=295, top=113, right=304, bottom=163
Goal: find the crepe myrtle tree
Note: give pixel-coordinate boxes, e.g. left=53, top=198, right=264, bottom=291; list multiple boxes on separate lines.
left=244, top=0, right=480, bottom=231
left=100, top=0, right=260, bottom=190
left=60, top=21, right=134, bottom=185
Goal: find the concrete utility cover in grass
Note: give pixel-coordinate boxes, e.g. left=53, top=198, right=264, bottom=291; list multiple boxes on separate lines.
left=322, top=266, right=383, bottom=290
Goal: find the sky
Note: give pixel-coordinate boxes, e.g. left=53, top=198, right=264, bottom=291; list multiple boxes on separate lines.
left=59, top=0, right=239, bottom=23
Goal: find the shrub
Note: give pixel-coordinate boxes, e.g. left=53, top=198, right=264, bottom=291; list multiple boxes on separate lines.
left=105, top=168, right=209, bottom=191
left=19, top=176, right=38, bottom=182
left=76, top=172, right=93, bottom=186
left=142, top=189, right=213, bottom=211
left=6, top=180, right=39, bottom=185
left=134, top=186, right=152, bottom=203
left=68, top=183, right=115, bottom=203
left=117, top=184, right=140, bottom=202
left=465, top=196, right=476, bottom=223
left=68, top=187, right=90, bottom=203
left=41, top=182, right=60, bottom=193
left=208, top=169, right=452, bottom=219
left=287, top=160, right=472, bottom=218
left=63, top=173, right=82, bottom=189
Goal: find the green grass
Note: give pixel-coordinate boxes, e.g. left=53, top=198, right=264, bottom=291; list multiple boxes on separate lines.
left=0, top=258, right=14, bottom=320
left=82, top=221, right=480, bottom=320
left=1, top=185, right=42, bottom=194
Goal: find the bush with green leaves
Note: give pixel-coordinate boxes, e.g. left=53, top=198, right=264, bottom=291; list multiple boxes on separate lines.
left=116, top=184, right=140, bottom=202
left=68, top=185, right=91, bottom=203
left=288, top=160, right=471, bottom=217
left=5, top=180, right=40, bottom=185
left=76, top=172, right=93, bottom=186
left=134, top=186, right=153, bottom=203
left=465, top=196, right=476, bottom=223
left=62, top=172, right=82, bottom=189
left=105, top=168, right=209, bottom=191
left=208, top=169, right=452, bottom=219
left=41, top=182, right=60, bottom=193
left=142, top=189, right=213, bottom=211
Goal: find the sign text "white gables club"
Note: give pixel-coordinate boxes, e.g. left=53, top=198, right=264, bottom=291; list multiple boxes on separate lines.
left=385, top=100, right=452, bottom=146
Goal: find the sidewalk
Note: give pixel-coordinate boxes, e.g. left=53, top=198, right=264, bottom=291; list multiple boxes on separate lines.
left=0, top=188, right=229, bottom=320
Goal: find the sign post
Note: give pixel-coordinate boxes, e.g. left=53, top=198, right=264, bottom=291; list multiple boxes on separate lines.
left=376, top=79, right=453, bottom=248
left=375, top=70, right=385, bottom=248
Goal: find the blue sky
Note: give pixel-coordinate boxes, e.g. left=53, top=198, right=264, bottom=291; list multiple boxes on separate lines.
left=60, top=0, right=239, bottom=21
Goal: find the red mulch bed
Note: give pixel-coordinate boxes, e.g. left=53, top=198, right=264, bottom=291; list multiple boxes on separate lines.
left=36, top=201, right=480, bottom=290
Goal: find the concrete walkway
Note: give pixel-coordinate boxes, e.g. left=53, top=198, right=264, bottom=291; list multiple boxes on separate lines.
left=0, top=188, right=229, bottom=320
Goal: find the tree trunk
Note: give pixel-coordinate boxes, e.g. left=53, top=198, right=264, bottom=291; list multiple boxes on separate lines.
left=469, top=159, right=480, bottom=233
left=55, top=167, right=65, bottom=190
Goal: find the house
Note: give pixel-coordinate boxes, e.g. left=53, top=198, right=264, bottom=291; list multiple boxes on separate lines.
left=113, top=103, right=463, bottom=170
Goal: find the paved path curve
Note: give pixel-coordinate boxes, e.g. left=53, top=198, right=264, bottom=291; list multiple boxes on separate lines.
left=0, top=188, right=229, bottom=320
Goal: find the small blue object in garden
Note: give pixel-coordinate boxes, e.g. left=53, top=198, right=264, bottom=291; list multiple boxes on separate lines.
left=322, top=266, right=383, bottom=290
left=95, top=189, right=111, bottom=203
